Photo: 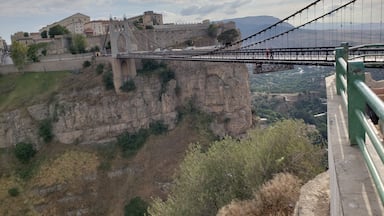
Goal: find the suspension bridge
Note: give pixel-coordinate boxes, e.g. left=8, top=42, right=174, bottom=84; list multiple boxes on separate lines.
left=109, top=0, right=384, bottom=215
left=113, top=0, right=384, bottom=67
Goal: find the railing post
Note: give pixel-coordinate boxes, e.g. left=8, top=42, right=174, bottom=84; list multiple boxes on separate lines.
left=348, top=60, right=366, bottom=145
left=335, top=42, right=348, bottom=95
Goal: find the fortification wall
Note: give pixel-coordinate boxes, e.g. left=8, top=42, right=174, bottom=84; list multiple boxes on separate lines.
left=0, top=54, right=98, bottom=74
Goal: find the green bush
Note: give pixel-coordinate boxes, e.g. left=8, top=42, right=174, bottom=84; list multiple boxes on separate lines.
left=149, top=120, right=326, bottom=216
left=38, top=118, right=53, bottom=143
left=83, top=60, right=91, bottom=68
left=120, top=80, right=136, bottom=92
left=140, top=59, right=161, bottom=73
left=117, top=129, right=149, bottom=156
left=207, top=24, right=218, bottom=38
left=160, top=69, right=175, bottom=83
left=8, top=187, right=19, bottom=197
left=96, top=63, right=105, bottom=75
left=125, top=197, right=149, bottom=216
left=14, top=142, right=36, bottom=163
left=217, top=29, right=239, bottom=45
left=103, top=71, right=114, bottom=90
left=149, top=120, right=168, bottom=135
left=160, top=69, right=175, bottom=97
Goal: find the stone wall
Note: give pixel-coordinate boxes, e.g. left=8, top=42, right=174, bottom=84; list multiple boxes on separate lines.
left=0, top=61, right=251, bottom=148
left=133, top=22, right=236, bottom=50
left=0, top=55, right=111, bottom=74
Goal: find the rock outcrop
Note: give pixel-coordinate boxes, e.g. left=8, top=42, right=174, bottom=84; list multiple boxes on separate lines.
left=294, top=171, right=330, bottom=216
left=0, top=61, right=252, bottom=147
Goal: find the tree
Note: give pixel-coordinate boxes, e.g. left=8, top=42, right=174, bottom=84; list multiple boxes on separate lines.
left=217, top=29, right=239, bottom=45
left=124, top=197, right=149, bottom=216
left=41, top=30, right=48, bottom=39
left=14, top=142, right=36, bottom=163
left=69, top=34, right=87, bottom=54
left=48, top=25, right=69, bottom=38
left=27, top=44, right=39, bottom=62
left=23, top=32, right=29, bottom=37
left=149, top=120, right=325, bottom=216
left=207, top=24, right=218, bottom=38
left=10, top=41, right=28, bottom=72
left=38, top=119, right=53, bottom=143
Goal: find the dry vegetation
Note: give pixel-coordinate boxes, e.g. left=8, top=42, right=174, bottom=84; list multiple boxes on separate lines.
left=217, top=173, right=302, bottom=216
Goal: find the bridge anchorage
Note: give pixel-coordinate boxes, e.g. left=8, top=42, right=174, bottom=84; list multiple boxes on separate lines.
left=109, top=18, right=138, bottom=93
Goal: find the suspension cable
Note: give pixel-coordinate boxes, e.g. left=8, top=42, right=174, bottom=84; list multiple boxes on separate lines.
left=371, top=0, right=373, bottom=43
left=381, top=0, right=383, bottom=42
left=240, top=0, right=357, bottom=50
left=217, top=0, right=322, bottom=50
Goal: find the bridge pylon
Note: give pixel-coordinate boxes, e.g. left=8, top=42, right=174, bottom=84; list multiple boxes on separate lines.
left=109, top=18, right=138, bottom=93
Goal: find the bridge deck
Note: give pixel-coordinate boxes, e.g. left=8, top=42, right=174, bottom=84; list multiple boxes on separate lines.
left=327, top=75, right=384, bottom=216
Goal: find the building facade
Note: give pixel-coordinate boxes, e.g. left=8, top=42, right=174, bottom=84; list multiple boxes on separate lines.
left=0, top=37, right=5, bottom=50
left=40, top=13, right=90, bottom=35
left=84, top=20, right=109, bottom=36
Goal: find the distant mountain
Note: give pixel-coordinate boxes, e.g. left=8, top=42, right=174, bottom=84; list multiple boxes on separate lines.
left=221, top=16, right=294, bottom=38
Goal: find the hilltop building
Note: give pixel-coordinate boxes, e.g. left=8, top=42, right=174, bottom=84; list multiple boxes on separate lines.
left=39, top=13, right=90, bottom=35
left=127, top=11, right=163, bottom=28
left=11, top=32, right=34, bottom=45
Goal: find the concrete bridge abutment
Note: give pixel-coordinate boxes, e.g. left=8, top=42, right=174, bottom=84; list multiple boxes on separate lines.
left=111, top=58, right=136, bottom=93
left=109, top=19, right=138, bottom=93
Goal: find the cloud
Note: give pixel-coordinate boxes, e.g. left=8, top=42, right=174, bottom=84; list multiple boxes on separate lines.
left=181, top=4, right=219, bottom=16
left=180, top=0, right=251, bottom=17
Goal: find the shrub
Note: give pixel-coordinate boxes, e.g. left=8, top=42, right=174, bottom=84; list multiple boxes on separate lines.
left=149, top=120, right=325, bottom=216
left=140, top=59, right=161, bottom=73
left=160, top=69, right=175, bottom=97
left=218, top=29, right=239, bottom=45
left=103, top=71, right=115, bottom=90
left=38, top=118, right=53, bottom=143
left=208, top=24, right=218, bottom=38
left=83, top=60, right=91, bottom=68
left=120, top=80, right=136, bottom=92
left=14, top=142, right=36, bottom=163
left=8, top=187, right=20, bottom=197
left=160, top=69, right=175, bottom=84
left=149, top=120, right=168, bottom=135
left=217, top=173, right=302, bottom=216
left=125, top=197, right=149, bottom=216
left=117, top=129, right=149, bottom=156
left=96, top=63, right=104, bottom=75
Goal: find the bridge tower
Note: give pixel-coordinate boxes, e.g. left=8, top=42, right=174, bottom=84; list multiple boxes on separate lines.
left=109, top=19, right=138, bottom=93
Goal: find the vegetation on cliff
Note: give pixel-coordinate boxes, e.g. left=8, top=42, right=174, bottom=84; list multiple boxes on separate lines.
left=0, top=71, right=69, bottom=112
left=149, top=119, right=326, bottom=216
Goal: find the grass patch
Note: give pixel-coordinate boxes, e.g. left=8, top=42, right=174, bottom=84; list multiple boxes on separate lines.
left=0, top=71, right=69, bottom=112
left=32, top=150, right=98, bottom=186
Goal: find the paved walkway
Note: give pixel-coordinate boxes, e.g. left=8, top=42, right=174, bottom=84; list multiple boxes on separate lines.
left=327, top=75, right=384, bottom=216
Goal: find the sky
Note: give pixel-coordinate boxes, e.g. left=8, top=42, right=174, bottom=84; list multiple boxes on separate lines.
left=0, top=0, right=382, bottom=44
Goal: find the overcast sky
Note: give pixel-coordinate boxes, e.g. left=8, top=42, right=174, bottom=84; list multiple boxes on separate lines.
left=0, top=0, right=382, bottom=43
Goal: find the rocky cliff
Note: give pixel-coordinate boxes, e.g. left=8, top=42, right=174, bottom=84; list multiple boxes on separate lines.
left=0, top=61, right=252, bottom=148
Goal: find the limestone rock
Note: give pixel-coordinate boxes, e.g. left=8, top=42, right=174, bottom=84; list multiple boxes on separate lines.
left=0, top=61, right=251, bottom=147
left=294, top=171, right=330, bottom=216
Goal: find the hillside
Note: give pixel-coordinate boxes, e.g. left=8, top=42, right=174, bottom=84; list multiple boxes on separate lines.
left=0, top=65, right=219, bottom=215
left=221, top=16, right=294, bottom=39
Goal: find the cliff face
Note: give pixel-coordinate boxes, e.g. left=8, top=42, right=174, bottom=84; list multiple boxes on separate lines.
left=0, top=61, right=251, bottom=148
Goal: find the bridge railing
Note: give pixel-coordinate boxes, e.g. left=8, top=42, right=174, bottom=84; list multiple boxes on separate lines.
left=336, top=42, right=384, bottom=204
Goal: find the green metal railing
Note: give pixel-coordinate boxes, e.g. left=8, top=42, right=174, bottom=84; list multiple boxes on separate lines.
left=335, top=42, right=384, bottom=204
